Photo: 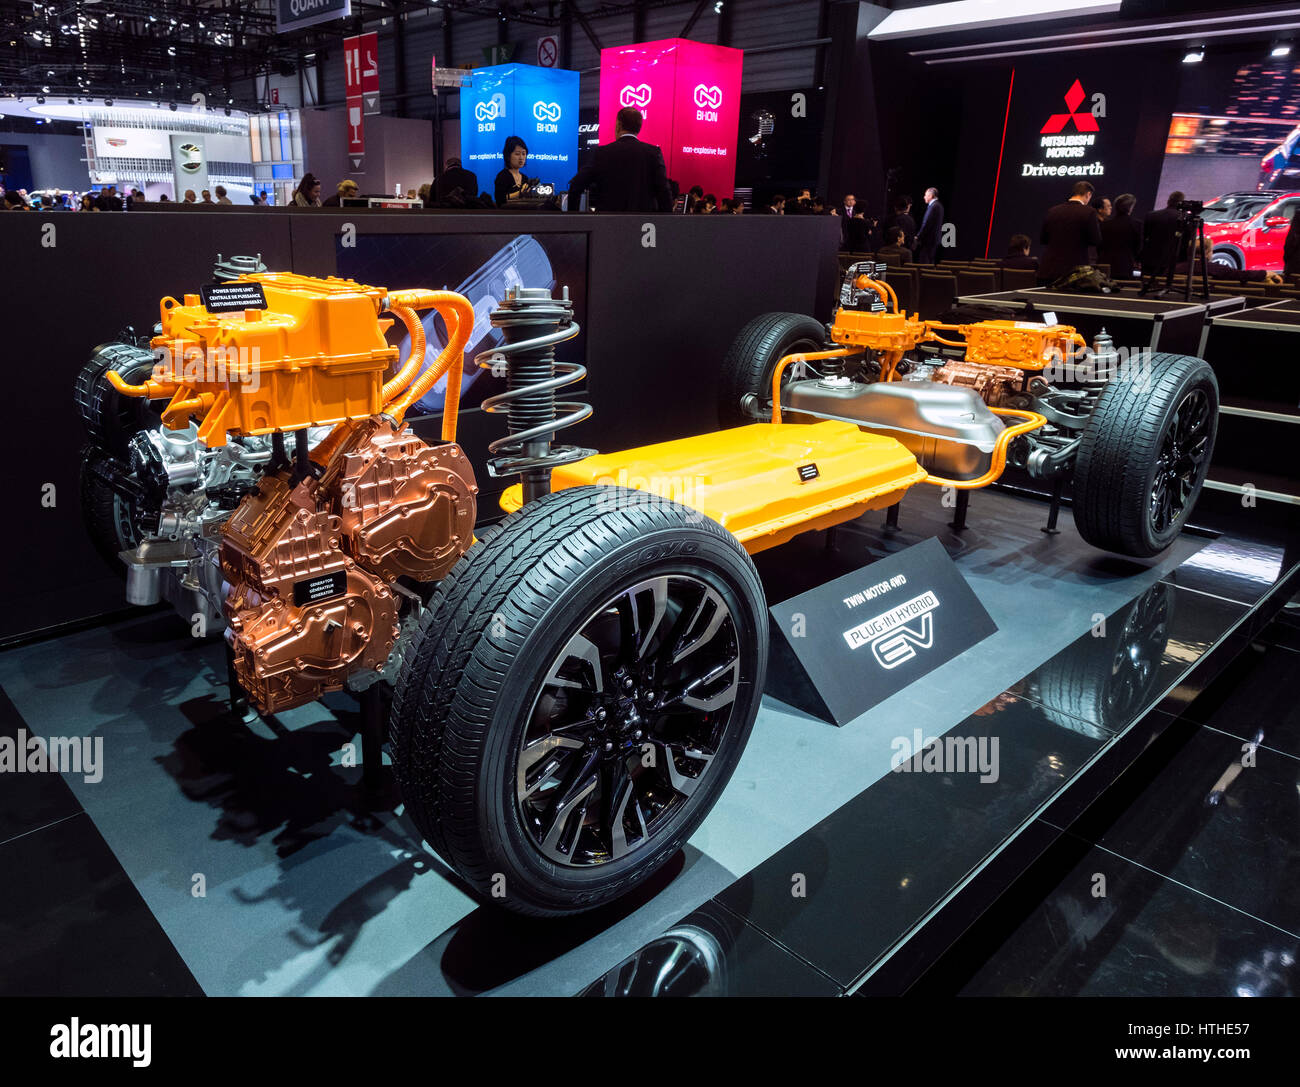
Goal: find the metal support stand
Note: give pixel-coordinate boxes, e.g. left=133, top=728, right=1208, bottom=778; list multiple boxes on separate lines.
left=948, top=489, right=969, bottom=532
left=885, top=502, right=900, bottom=531
left=359, top=684, right=387, bottom=797
left=1042, top=478, right=1065, bottom=535
left=224, top=641, right=249, bottom=720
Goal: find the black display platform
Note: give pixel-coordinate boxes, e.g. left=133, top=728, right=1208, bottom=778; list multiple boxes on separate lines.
left=2, top=486, right=1292, bottom=996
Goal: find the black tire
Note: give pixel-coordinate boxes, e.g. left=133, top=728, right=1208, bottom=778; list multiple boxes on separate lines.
left=390, top=486, right=768, bottom=916
left=74, top=342, right=164, bottom=458
left=1073, top=352, right=1218, bottom=557
left=80, top=445, right=141, bottom=572
left=717, top=312, right=827, bottom=428
left=1211, top=246, right=1243, bottom=271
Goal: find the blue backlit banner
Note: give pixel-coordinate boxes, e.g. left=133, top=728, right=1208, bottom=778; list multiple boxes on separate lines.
left=460, top=64, right=580, bottom=188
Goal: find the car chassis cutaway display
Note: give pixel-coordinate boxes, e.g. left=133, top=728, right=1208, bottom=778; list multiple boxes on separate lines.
left=76, top=258, right=1218, bottom=915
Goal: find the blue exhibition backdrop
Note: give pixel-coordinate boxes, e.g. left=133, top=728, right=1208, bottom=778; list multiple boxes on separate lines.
left=460, top=64, right=580, bottom=189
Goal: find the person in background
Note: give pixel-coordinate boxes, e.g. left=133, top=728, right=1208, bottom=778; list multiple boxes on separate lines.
left=1175, top=237, right=1281, bottom=284
left=811, top=196, right=828, bottom=215
left=1098, top=192, right=1142, bottom=279
left=685, top=185, right=704, bottom=213
left=765, top=193, right=785, bottom=214
left=248, top=194, right=260, bottom=205
left=129, top=187, right=146, bottom=209
left=1142, top=191, right=1187, bottom=278
left=3, top=190, right=30, bottom=210
left=260, top=190, right=271, bottom=205
left=566, top=107, right=671, bottom=213
left=158, top=193, right=170, bottom=202
left=435, top=157, right=479, bottom=204
left=495, top=136, right=535, bottom=206
left=96, top=185, right=122, bottom=211
left=1038, top=179, right=1102, bottom=284
left=200, top=189, right=215, bottom=205
left=877, top=226, right=913, bottom=265
left=323, top=179, right=359, bottom=207
left=293, top=174, right=322, bottom=207
left=914, top=187, right=945, bottom=264
left=1090, top=194, right=1112, bottom=223
left=79, top=193, right=97, bottom=212
left=417, top=183, right=431, bottom=205
left=214, top=185, right=232, bottom=205
left=700, top=193, right=718, bottom=214
left=182, top=189, right=197, bottom=204
left=1285, top=215, right=1300, bottom=277
left=1002, top=233, right=1039, bottom=270
left=884, top=195, right=917, bottom=250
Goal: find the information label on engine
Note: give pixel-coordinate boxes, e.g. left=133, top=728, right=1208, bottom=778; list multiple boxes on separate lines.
left=201, top=282, right=269, bottom=313
left=293, top=571, right=348, bottom=606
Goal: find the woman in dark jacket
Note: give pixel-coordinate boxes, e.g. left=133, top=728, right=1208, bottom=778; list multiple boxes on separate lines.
left=494, top=136, right=534, bottom=207
left=1098, top=192, right=1142, bottom=280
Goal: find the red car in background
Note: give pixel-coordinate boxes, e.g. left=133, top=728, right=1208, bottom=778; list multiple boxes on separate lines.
left=1203, top=189, right=1300, bottom=271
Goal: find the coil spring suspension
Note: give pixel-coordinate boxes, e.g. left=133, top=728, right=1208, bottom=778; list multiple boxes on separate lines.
left=476, top=285, right=594, bottom=504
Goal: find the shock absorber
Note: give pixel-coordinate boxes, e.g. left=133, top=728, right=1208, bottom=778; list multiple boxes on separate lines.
left=477, top=286, right=594, bottom=505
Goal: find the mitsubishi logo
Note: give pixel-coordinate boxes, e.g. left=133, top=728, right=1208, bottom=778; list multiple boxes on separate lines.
left=619, top=84, right=652, bottom=108
left=693, top=84, right=723, bottom=110
left=533, top=100, right=561, bottom=122
left=1041, top=79, right=1099, bottom=134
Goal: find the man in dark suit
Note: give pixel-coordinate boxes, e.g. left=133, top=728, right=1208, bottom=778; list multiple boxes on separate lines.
left=1038, top=180, right=1103, bottom=284
left=433, top=158, right=480, bottom=204
left=1142, top=191, right=1188, bottom=278
left=1098, top=192, right=1143, bottom=280
left=914, top=187, right=945, bottom=264
left=567, top=106, right=671, bottom=213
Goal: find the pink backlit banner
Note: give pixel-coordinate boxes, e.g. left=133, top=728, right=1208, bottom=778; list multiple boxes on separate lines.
left=598, top=38, right=743, bottom=198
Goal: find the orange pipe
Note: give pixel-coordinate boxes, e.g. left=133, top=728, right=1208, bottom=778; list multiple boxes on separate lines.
left=770, top=347, right=861, bottom=423
left=855, top=275, right=899, bottom=313
left=381, top=305, right=426, bottom=402
left=919, top=407, right=1047, bottom=489
left=386, top=293, right=475, bottom=429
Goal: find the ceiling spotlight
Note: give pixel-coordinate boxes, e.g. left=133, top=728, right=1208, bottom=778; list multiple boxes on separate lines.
left=713, top=1, right=724, bottom=12
left=41, top=85, right=49, bottom=93
left=169, top=101, right=177, bottom=111
left=223, top=107, right=231, bottom=116
left=36, top=94, right=45, bottom=103
left=1183, top=47, right=1204, bottom=63
left=1272, top=43, right=1292, bottom=58
left=104, top=97, right=113, bottom=106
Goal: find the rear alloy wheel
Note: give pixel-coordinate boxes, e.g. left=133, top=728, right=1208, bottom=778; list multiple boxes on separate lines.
left=1073, top=352, right=1218, bottom=557
left=390, top=485, right=767, bottom=916
left=717, top=312, right=828, bottom=428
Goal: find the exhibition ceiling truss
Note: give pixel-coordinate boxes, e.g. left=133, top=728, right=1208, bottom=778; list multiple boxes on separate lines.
left=0, top=0, right=730, bottom=103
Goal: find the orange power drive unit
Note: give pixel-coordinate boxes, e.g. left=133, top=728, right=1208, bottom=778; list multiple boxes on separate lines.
left=143, top=272, right=401, bottom=446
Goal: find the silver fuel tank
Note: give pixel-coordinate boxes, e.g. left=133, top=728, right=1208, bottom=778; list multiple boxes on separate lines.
left=783, top=377, right=1005, bottom=481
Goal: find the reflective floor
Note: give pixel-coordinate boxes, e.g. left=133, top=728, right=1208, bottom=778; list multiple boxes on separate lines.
left=1, top=488, right=1295, bottom=997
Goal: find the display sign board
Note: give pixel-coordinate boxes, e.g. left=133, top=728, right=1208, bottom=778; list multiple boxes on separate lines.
left=460, top=64, right=581, bottom=188
left=168, top=134, right=209, bottom=198
left=345, top=31, right=381, bottom=115
left=200, top=282, right=268, bottom=313
left=767, top=537, right=998, bottom=726
left=275, top=0, right=350, bottom=34
left=598, top=38, right=743, bottom=198
left=537, top=35, right=559, bottom=68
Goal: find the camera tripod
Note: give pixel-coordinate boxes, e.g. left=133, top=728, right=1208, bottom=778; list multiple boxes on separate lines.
left=1143, top=207, right=1211, bottom=301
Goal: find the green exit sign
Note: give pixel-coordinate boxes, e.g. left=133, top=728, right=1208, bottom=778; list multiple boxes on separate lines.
left=481, top=43, right=516, bottom=65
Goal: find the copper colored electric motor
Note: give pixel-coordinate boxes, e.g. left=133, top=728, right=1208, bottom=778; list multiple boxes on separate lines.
left=221, top=419, right=478, bottom=714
